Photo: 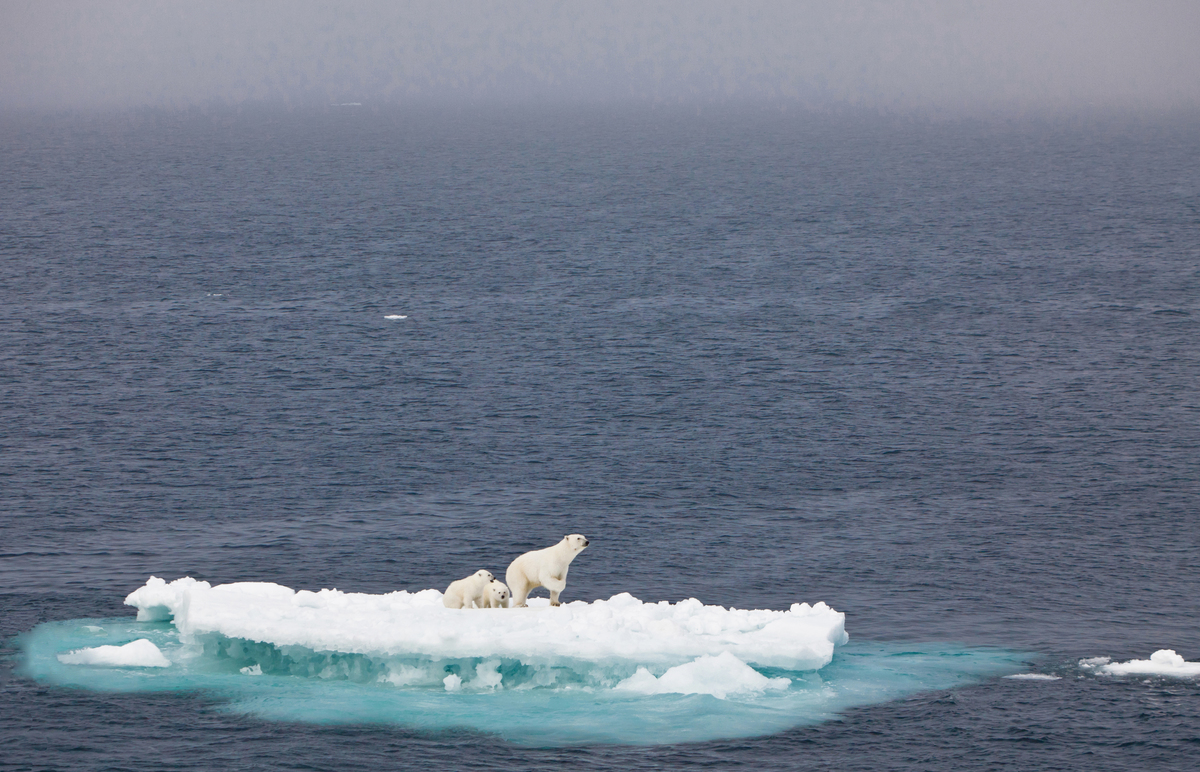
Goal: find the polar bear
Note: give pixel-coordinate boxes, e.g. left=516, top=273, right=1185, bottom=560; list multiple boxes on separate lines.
left=506, top=534, right=589, bottom=607
left=442, top=569, right=495, bottom=609
left=484, top=579, right=511, bottom=609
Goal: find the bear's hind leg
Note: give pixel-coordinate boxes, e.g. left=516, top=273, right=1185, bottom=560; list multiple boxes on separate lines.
left=509, top=581, right=531, bottom=608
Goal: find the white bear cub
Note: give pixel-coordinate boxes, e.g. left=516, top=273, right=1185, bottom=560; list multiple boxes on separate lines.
left=506, top=534, right=589, bottom=607
left=484, top=579, right=510, bottom=608
left=442, top=569, right=495, bottom=609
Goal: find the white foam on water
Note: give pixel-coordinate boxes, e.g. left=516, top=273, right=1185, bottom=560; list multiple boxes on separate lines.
left=1078, top=656, right=1111, bottom=667
left=383, top=314, right=407, bottom=319
left=1003, top=673, right=1061, bottom=681
left=1092, top=649, right=1200, bottom=677
left=57, top=639, right=170, bottom=668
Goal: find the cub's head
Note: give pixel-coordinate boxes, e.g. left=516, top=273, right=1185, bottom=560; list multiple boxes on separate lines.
left=489, top=580, right=510, bottom=602
left=475, top=570, right=495, bottom=581
left=563, top=534, right=590, bottom=552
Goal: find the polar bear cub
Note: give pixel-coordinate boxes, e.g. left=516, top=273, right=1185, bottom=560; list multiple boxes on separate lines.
left=442, top=569, right=495, bottom=609
left=506, top=534, right=589, bottom=607
left=484, top=579, right=511, bottom=608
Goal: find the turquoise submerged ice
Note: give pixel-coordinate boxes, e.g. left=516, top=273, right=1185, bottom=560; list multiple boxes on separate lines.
left=21, top=577, right=1027, bottom=745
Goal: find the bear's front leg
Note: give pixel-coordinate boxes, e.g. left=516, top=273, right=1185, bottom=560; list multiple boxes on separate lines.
left=542, top=573, right=566, bottom=606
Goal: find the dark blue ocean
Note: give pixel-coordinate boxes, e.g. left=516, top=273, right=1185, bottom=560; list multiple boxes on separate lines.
left=2, top=105, right=1198, bottom=770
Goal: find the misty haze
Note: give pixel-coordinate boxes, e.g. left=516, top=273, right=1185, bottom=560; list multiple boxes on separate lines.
left=3, top=1, right=1200, bottom=113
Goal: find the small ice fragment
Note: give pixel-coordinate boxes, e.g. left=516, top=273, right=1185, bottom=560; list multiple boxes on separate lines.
left=1003, top=673, right=1061, bottom=681
left=82, top=625, right=104, bottom=633
left=58, top=639, right=170, bottom=668
left=1094, top=649, right=1200, bottom=677
left=443, top=673, right=463, bottom=691
left=240, top=664, right=263, bottom=676
left=614, top=652, right=790, bottom=699
left=384, top=315, right=407, bottom=320
left=1078, top=657, right=1111, bottom=668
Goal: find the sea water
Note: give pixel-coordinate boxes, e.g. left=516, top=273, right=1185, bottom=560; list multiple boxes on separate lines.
left=2, top=105, right=1198, bottom=770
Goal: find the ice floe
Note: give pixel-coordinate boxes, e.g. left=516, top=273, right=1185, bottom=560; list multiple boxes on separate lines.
left=124, top=576, right=848, bottom=671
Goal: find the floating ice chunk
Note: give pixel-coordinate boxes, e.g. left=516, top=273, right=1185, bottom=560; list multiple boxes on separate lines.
left=123, top=578, right=847, bottom=672
left=384, top=315, right=407, bottom=320
left=1003, top=673, right=1061, bottom=681
left=1097, top=649, right=1200, bottom=677
left=240, top=664, right=263, bottom=676
left=615, top=652, right=790, bottom=699
left=443, top=673, right=462, bottom=691
left=58, top=639, right=170, bottom=668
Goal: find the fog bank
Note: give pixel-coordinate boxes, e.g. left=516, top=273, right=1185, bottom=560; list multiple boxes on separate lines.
left=3, top=1, right=1198, bottom=113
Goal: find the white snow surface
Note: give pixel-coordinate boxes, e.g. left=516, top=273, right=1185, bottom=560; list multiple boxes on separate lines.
left=615, top=651, right=791, bottom=698
left=1095, top=649, right=1200, bottom=677
left=124, top=576, right=848, bottom=671
left=57, top=638, right=171, bottom=668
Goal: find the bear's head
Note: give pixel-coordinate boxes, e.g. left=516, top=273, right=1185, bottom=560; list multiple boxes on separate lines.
left=489, top=580, right=510, bottom=603
left=475, top=569, right=495, bottom=581
left=563, top=534, right=590, bottom=552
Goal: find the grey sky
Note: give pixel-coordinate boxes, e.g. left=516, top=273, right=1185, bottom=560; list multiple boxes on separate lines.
left=3, top=1, right=1198, bottom=113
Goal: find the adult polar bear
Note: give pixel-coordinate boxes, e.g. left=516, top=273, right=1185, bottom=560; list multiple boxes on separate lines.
left=506, top=534, right=589, bottom=607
